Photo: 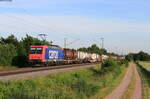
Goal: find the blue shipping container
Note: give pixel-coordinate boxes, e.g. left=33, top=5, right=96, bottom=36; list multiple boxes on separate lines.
left=45, top=48, right=64, bottom=61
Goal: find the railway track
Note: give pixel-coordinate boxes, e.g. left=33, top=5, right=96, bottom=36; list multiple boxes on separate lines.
left=0, top=63, right=99, bottom=77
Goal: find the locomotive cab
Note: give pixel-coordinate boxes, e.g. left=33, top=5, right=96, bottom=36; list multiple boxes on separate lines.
left=29, top=45, right=48, bottom=64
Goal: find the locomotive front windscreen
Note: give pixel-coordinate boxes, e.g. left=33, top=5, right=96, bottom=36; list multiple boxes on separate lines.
left=30, top=47, right=43, bottom=54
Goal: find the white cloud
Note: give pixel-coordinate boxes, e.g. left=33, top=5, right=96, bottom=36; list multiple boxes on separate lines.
left=0, top=14, right=149, bottom=34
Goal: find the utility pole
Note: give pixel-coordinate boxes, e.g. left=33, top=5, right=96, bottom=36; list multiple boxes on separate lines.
left=100, top=37, right=104, bottom=49
left=64, top=38, right=79, bottom=49
left=64, top=38, right=67, bottom=48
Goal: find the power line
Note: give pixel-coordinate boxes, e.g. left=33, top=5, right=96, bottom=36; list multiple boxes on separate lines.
left=38, top=33, right=47, bottom=41
left=64, top=38, right=80, bottom=49
left=67, top=39, right=80, bottom=46
left=92, top=38, right=101, bottom=48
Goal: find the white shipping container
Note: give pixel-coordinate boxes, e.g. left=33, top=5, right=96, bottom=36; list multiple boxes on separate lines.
left=78, top=51, right=102, bottom=62
left=96, top=54, right=101, bottom=61
left=91, top=54, right=97, bottom=60
left=77, top=51, right=87, bottom=60
left=101, top=55, right=109, bottom=60
left=87, top=53, right=92, bottom=58
left=90, top=53, right=96, bottom=62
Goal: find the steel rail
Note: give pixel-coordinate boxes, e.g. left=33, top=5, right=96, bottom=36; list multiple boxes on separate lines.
left=0, top=63, right=99, bottom=76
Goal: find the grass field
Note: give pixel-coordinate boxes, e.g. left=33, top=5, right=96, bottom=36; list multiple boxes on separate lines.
left=139, top=61, right=150, bottom=71
left=0, top=63, right=127, bottom=99
left=138, top=61, right=150, bottom=99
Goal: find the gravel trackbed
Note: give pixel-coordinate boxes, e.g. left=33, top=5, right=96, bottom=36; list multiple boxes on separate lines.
left=0, top=64, right=96, bottom=81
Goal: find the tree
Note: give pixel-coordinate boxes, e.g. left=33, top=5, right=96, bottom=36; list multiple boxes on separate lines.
left=125, top=54, right=133, bottom=61
left=78, top=44, right=107, bottom=55
left=125, top=51, right=150, bottom=61
left=0, top=34, right=19, bottom=46
left=0, top=44, right=17, bottom=66
left=21, top=34, right=52, bottom=54
left=137, top=51, right=150, bottom=61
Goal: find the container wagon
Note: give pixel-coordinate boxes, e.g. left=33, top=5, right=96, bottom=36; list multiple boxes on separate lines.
left=63, top=48, right=78, bottom=64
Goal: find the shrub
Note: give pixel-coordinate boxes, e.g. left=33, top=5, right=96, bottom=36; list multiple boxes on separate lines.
left=101, top=58, right=121, bottom=76
left=102, top=58, right=117, bottom=68
left=119, top=59, right=129, bottom=67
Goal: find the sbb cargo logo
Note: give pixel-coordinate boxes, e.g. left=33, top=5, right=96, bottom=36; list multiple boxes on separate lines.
left=49, top=51, right=58, bottom=59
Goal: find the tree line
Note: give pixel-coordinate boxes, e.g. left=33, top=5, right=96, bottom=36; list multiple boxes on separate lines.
left=78, top=44, right=120, bottom=57
left=78, top=44, right=107, bottom=55
left=2, top=34, right=148, bottom=67
left=125, top=51, right=150, bottom=61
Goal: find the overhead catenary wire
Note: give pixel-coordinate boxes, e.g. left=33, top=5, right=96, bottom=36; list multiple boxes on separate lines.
left=66, top=39, right=80, bottom=46
left=64, top=38, right=80, bottom=49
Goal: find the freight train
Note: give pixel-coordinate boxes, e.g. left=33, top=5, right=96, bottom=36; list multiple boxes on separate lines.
left=28, top=45, right=102, bottom=66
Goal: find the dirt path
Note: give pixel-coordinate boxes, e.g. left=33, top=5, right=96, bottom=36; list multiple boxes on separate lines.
left=105, top=63, right=133, bottom=99
left=131, top=63, right=142, bottom=99
left=105, top=63, right=142, bottom=99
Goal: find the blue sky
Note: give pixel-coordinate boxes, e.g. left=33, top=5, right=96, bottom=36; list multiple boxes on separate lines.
left=0, top=0, right=150, bottom=54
